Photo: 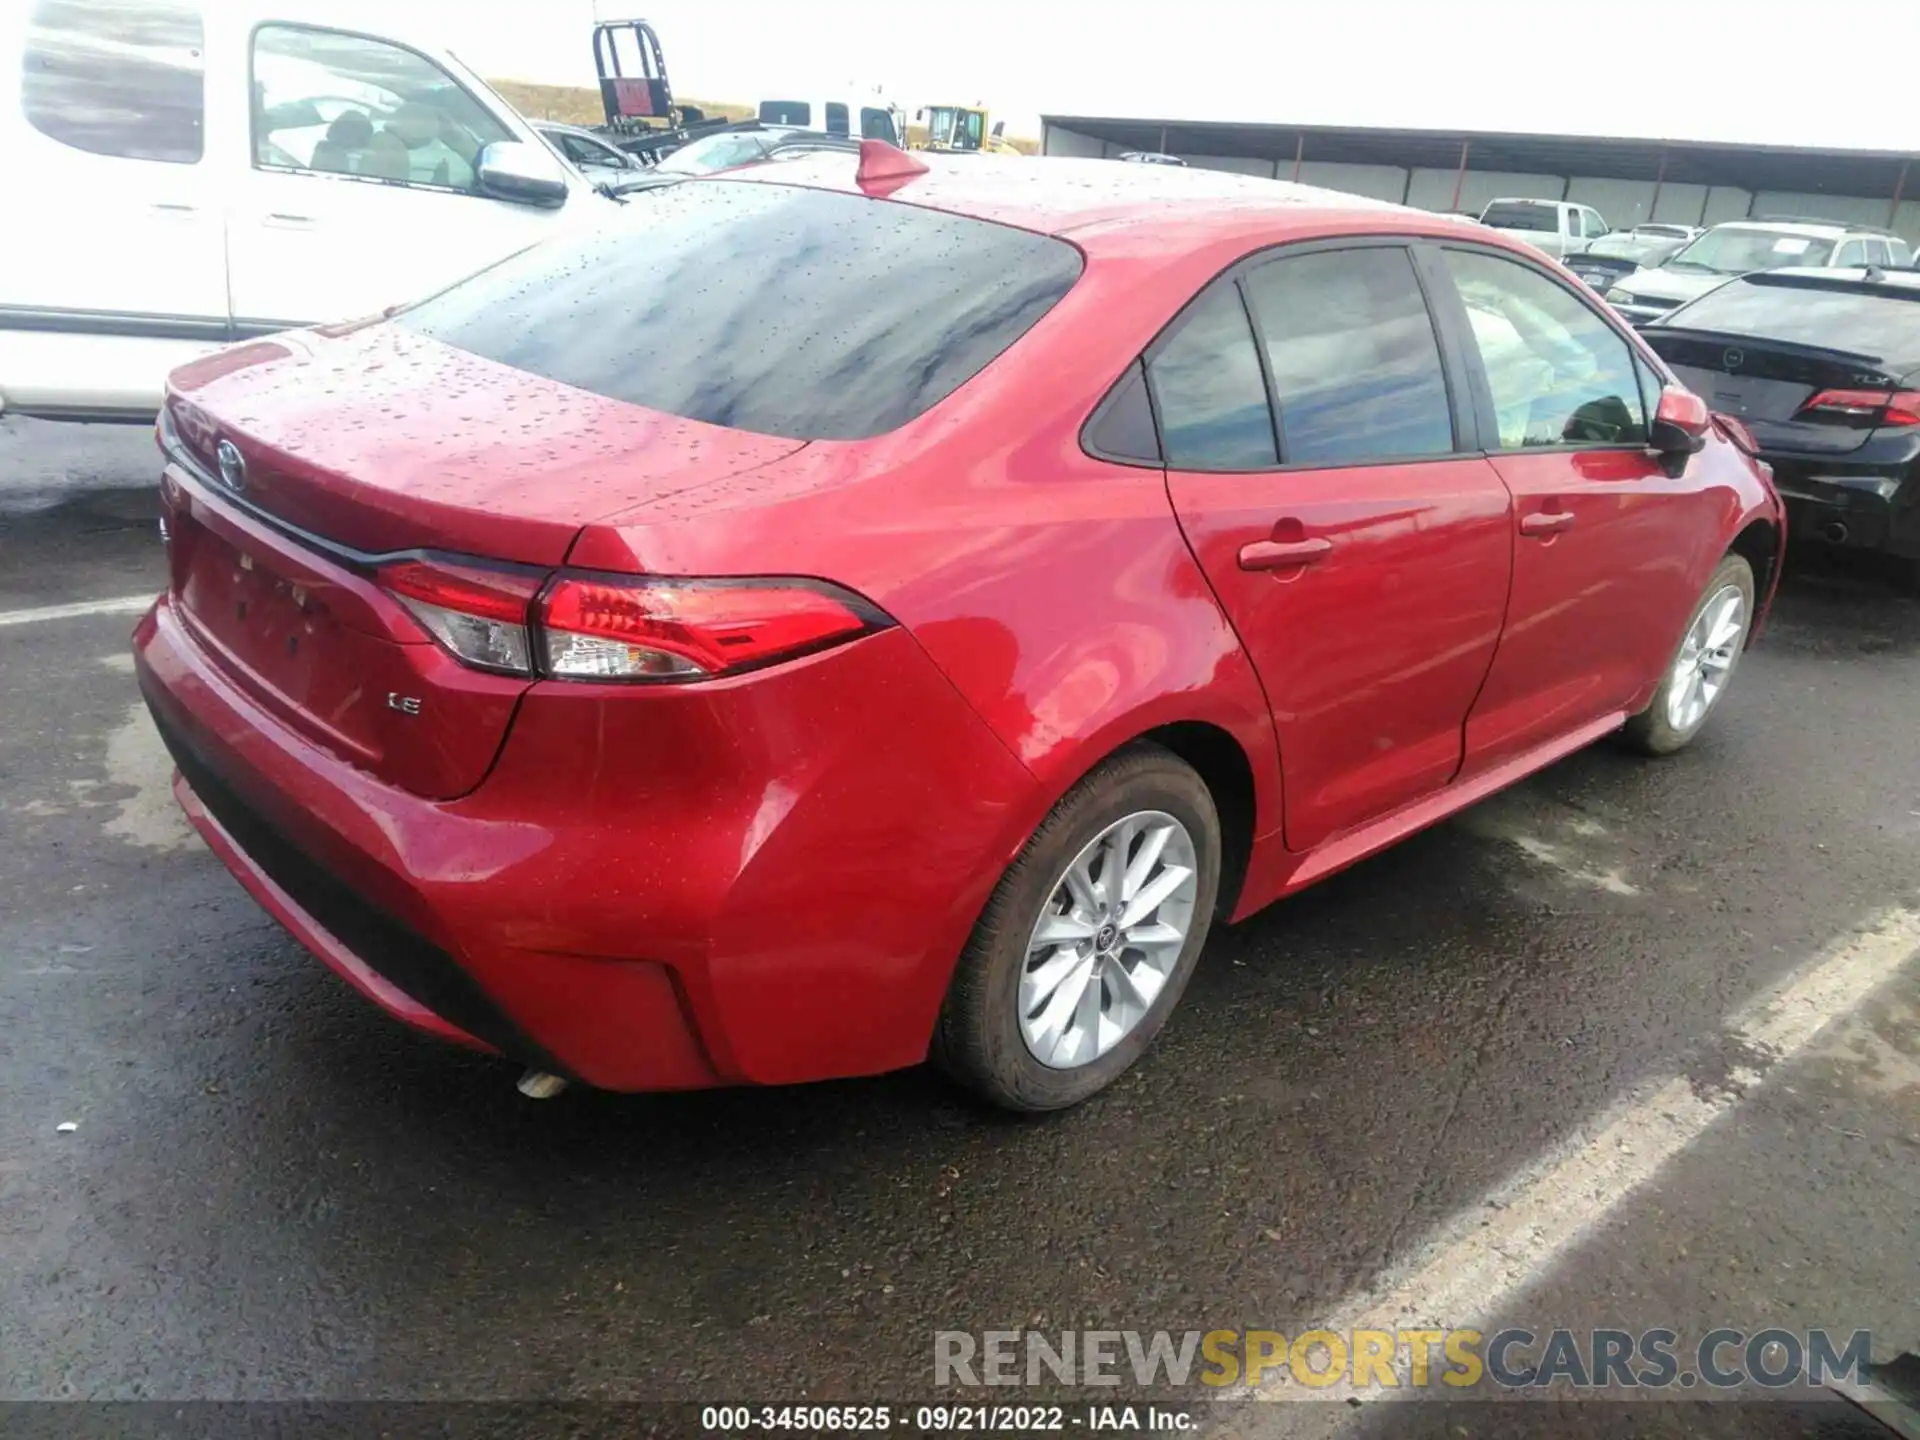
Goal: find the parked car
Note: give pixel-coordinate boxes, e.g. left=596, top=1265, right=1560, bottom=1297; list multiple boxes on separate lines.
left=608, top=125, right=862, bottom=193
left=1119, top=151, right=1186, bottom=166
left=1630, top=224, right=1704, bottom=243
left=1609, top=220, right=1914, bottom=326
left=135, top=152, right=1782, bottom=1111
left=1567, top=228, right=1699, bottom=296
left=1477, top=198, right=1610, bottom=260
left=534, top=120, right=649, bottom=183
left=1643, top=266, right=1920, bottom=589
left=0, top=0, right=606, bottom=423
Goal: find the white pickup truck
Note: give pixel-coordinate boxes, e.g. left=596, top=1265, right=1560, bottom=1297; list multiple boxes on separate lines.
left=1477, top=198, right=1611, bottom=261
left=0, top=0, right=608, bottom=422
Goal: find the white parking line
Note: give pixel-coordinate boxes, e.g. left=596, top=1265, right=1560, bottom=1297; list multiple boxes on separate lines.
left=1248, top=905, right=1920, bottom=1406
left=0, top=594, right=155, bottom=629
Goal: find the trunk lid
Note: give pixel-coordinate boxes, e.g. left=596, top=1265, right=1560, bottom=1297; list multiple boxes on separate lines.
left=160, top=459, right=529, bottom=800
left=1643, top=328, right=1907, bottom=456
left=1566, top=253, right=1640, bottom=292
left=165, top=326, right=806, bottom=564
left=160, top=325, right=806, bottom=799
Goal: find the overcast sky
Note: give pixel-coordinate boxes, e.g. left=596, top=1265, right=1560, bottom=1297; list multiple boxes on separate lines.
left=435, top=0, right=1920, bottom=152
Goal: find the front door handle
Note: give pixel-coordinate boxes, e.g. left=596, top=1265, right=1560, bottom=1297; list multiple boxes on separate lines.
left=1238, top=536, right=1333, bottom=571
left=1519, top=510, right=1576, bottom=537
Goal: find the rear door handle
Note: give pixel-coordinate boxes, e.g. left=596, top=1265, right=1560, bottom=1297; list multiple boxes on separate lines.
left=1519, top=510, right=1576, bottom=537
left=1238, top=536, right=1333, bottom=571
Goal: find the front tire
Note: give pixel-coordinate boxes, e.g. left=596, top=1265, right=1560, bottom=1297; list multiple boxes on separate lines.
left=932, top=744, right=1221, bottom=1112
left=1623, top=553, right=1756, bottom=756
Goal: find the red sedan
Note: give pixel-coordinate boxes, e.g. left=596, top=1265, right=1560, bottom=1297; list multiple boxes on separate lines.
left=135, top=146, right=1783, bottom=1111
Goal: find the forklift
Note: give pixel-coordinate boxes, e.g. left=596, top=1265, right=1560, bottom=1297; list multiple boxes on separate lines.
left=914, top=105, right=1020, bottom=156
left=589, top=18, right=728, bottom=163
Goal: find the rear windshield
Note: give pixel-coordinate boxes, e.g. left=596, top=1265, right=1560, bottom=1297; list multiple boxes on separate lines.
left=1480, top=202, right=1558, bottom=233
left=397, top=181, right=1084, bottom=440
left=1585, top=234, right=1656, bottom=260
left=758, top=101, right=809, bottom=126
left=1661, top=277, right=1920, bottom=368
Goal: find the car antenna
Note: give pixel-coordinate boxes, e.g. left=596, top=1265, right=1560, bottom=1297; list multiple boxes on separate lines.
left=855, top=137, right=929, bottom=196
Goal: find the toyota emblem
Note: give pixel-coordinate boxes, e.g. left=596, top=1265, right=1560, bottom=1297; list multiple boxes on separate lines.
left=1722, top=347, right=1744, bottom=370
left=215, top=439, right=247, bottom=493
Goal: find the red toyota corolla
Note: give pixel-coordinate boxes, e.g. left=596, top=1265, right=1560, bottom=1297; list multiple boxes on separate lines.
left=135, top=147, right=1783, bottom=1111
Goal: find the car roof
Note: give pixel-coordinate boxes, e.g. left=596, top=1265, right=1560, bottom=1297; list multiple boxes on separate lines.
left=1709, top=219, right=1859, bottom=238
left=715, top=153, right=1468, bottom=251
left=172, top=0, right=470, bottom=50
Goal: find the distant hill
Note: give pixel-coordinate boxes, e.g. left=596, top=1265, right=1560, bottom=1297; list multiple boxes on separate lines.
left=488, top=78, right=1038, bottom=154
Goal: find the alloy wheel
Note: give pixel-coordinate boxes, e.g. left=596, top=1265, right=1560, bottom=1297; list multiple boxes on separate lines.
left=1018, top=811, right=1199, bottom=1070
left=1667, top=583, right=1748, bottom=732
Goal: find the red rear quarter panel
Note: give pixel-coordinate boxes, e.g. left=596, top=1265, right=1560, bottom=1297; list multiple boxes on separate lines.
left=565, top=223, right=1316, bottom=871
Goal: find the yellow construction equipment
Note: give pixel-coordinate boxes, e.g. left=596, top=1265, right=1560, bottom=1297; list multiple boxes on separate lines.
left=913, top=105, right=1020, bottom=156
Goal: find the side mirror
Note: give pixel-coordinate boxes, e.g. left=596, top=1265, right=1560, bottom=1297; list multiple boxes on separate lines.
left=1651, top=386, right=1709, bottom=459
left=476, top=140, right=570, bottom=208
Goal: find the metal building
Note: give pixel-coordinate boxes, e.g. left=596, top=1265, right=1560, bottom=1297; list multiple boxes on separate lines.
left=1040, top=116, right=1920, bottom=241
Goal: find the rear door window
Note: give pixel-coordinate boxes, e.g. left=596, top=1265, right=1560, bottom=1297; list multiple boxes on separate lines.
left=398, top=181, right=1083, bottom=441
left=824, top=102, right=849, bottom=136
left=21, top=0, right=204, bottom=163
left=1239, top=247, right=1455, bottom=464
left=758, top=100, right=810, bottom=126
left=1146, top=280, right=1278, bottom=470
left=1443, top=248, right=1649, bottom=448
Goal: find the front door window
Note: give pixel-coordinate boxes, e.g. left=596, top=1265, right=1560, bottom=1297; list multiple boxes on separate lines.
left=251, top=25, right=511, bottom=192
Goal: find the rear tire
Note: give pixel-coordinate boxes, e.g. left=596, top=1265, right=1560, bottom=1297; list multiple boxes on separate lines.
left=1623, top=553, right=1756, bottom=756
left=931, top=744, right=1221, bottom=1113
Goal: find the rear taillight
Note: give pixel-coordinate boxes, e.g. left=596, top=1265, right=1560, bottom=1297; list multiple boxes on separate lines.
left=378, top=558, right=886, bottom=683
left=1795, top=389, right=1920, bottom=427
left=379, top=557, right=543, bottom=675
left=540, top=575, right=882, bottom=681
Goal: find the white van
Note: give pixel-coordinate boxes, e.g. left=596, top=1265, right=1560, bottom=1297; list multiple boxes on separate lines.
left=756, top=96, right=906, bottom=149
left=0, top=0, right=602, bottom=421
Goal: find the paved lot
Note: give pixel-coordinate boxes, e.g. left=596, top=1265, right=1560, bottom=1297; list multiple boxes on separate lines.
left=2, top=418, right=1916, bottom=1434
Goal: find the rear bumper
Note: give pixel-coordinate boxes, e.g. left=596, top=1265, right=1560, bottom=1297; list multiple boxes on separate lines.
left=1768, top=464, right=1917, bottom=558
left=136, top=593, right=1041, bottom=1090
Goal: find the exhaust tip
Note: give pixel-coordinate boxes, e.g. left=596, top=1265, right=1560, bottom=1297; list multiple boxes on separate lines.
left=516, top=1070, right=570, bottom=1100
left=1823, top=520, right=1850, bottom=545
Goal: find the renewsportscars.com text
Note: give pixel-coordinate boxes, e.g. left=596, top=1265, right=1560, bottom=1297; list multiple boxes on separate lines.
left=934, top=1327, right=1872, bottom=1391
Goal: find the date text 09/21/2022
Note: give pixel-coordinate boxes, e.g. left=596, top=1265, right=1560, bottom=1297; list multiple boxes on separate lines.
left=699, top=1405, right=1194, bottom=1432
